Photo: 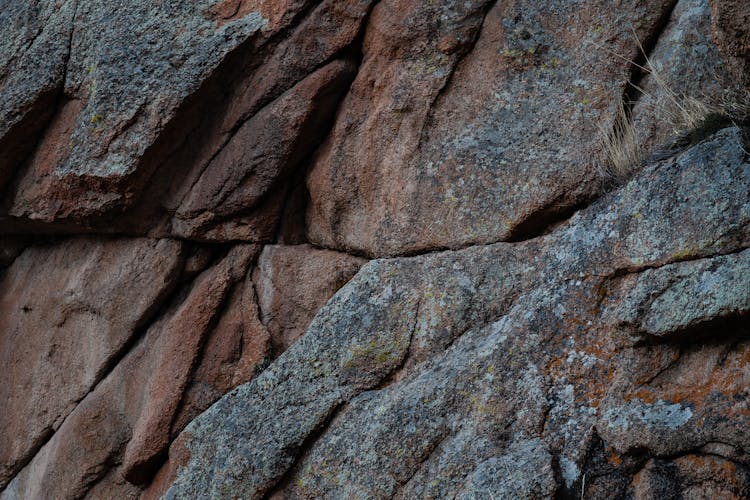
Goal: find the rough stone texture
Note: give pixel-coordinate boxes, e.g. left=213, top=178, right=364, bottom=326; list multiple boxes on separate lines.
left=1, top=0, right=374, bottom=234
left=0, top=237, right=183, bottom=488
left=165, top=129, right=750, bottom=498
left=632, top=0, right=740, bottom=153
left=1, top=246, right=255, bottom=498
left=254, top=244, right=368, bottom=353
left=0, top=237, right=27, bottom=268
left=4, top=0, right=268, bottom=222
left=169, top=59, right=357, bottom=241
left=710, top=0, right=750, bottom=86
left=0, top=0, right=76, bottom=192
left=306, top=0, right=676, bottom=257
left=2, top=0, right=750, bottom=498
left=456, top=439, right=557, bottom=499
left=170, top=268, right=270, bottom=434
left=630, top=455, right=750, bottom=498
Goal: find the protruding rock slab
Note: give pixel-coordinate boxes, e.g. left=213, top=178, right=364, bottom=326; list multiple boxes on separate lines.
left=6, top=0, right=270, bottom=223
left=0, top=0, right=76, bottom=192
left=632, top=0, right=739, bottom=152
left=1, top=0, right=376, bottom=239
left=306, top=0, right=676, bottom=256
left=1, top=245, right=254, bottom=498
left=170, top=60, right=358, bottom=241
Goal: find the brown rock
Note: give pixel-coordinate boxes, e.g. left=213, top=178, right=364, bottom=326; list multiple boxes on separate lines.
left=631, top=455, right=750, bottom=499
left=171, top=268, right=271, bottom=434
left=2, top=0, right=375, bottom=238
left=140, top=436, right=192, bottom=500
left=143, top=273, right=271, bottom=500
left=0, top=237, right=183, bottom=489
left=2, top=0, right=750, bottom=497
left=254, top=244, right=367, bottom=354
left=170, top=59, right=358, bottom=242
left=121, top=246, right=257, bottom=484
left=710, top=0, right=750, bottom=85
left=0, top=237, right=28, bottom=268
left=3, top=1, right=285, bottom=226
left=1, top=245, right=254, bottom=497
left=632, top=0, right=739, bottom=152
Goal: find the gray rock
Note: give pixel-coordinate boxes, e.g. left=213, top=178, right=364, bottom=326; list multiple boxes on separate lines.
left=606, top=249, right=750, bottom=339
left=0, top=0, right=76, bottom=190
left=166, top=128, right=750, bottom=498
left=306, top=0, right=677, bottom=257
left=457, top=439, right=557, bottom=500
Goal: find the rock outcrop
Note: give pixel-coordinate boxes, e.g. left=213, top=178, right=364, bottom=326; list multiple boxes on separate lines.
left=1, top=0, right=748, bottom=498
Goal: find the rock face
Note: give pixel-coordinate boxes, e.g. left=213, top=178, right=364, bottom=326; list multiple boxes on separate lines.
left=254, top=244, right=367, bottom=353
left=1, top=0, right=749, bottom=498
left=0, top=238, right=183, bottom=487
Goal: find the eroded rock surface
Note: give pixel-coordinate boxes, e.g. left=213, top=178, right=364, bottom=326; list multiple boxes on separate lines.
left=0, top=237, right=183, bottom=487
left=1, top=0, right=749, bottom=498
left=165, top=127, right=750, bottom=499
left=254, top=244, right=367, bottom=353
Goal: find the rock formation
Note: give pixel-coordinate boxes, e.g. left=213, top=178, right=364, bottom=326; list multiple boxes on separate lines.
left=1, top=0, right=748, bottom=498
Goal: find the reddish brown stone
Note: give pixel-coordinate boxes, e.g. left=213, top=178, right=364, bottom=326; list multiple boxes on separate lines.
left=171, top=268, right=270, bottom=434
left=631, top=455, right=750, bottom=499
left=0, top=237, right=183, bottom=489
left=710, top=0, right=750, bottom=86
left=2, top=0, right=750, bottom=497
left=170, top=59, right=357, bottom=241
left=140, top=435, right=192, bottom=500
left=306, top=0, right=676, bottom=257
left=121, top=246, right=257, bottom=484
left=1, top=245, right=254, bottom=497
left=253, top=244, right=367, bottom=354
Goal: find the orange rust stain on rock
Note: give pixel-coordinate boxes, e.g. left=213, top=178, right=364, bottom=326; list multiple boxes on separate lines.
left=626, top=387, right=659, bottom=405
left=664, top=368, right=743, bottom=406
left=676, top=454, right=740, bottom=486
left=607, top=451, right=623, bottom=467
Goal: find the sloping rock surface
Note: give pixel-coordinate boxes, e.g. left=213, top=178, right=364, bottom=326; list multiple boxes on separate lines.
left=1, top=0, right=749, bottom=498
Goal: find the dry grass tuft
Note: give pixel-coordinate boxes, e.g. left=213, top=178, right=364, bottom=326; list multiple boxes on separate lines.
left=596, top=99, right=643, bottom=180
left=596, top=33, right=750, bottom=181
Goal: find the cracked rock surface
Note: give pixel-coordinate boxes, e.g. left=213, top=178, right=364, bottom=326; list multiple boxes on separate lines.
left=1, top=0, right=749, bottom=498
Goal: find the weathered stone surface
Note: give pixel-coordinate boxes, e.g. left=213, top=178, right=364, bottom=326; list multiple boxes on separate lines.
left=0, top=237, right=27, bottom=268
left=2, top=0, right=750, bottom=497
left=0, top=0, right=76, bottom=192
left=5, top=0, right=268, bottom=223
left=0, top=237, right=183, bottom=489
left=1, top=245, right=254, bottom=498
left=456, top=439, right=557, bottom=499
left=630, top=455, right=750, bottom=498
left=170, top=59, right=357, bottom=241
left=254, top=244, right=367, bottom=353
left=306, top=0, right=676, bottom=257
left=171, top=266, right=270, bottom=434
left=165, top=129, right=750, bottom=498
left=632, top=0, right=739, bottom=152
left=605, top=249, right=750, bottom=339
left=2, top=0, right=374, bottom=234
left=710, top=0, right=750, bottom=86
